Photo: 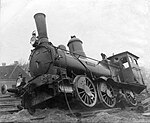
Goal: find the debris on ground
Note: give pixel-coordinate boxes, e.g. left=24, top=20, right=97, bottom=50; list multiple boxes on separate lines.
left=1, top=92, right=150, bottom=122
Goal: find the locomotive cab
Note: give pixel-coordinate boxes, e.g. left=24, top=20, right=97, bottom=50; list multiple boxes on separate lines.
left=108, top=51, right=145, bottom=85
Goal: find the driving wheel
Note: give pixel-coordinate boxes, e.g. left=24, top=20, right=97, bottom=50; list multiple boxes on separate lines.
left=124, top=90, right=137, bottom=106
left=97, top=82, right=116, bottom=108
left=74, top=75, right=97, bottom=107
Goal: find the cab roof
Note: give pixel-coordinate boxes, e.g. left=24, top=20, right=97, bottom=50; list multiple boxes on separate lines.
left=107, top=51, right=139, bottom=60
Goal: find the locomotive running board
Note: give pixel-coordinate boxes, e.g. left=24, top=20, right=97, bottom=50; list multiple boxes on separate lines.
left=107, top=79, right=146, bottom=94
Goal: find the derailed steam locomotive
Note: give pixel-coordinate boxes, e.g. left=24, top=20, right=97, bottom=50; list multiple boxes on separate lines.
left=21, top=13, right=146, bottom=113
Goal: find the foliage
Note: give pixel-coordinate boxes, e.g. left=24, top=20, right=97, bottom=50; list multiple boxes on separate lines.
left=141, top=67, right=150, bottom=88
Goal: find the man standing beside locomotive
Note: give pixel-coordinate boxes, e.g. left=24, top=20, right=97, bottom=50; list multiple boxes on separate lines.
left=116, top=89, right=126, bottom=110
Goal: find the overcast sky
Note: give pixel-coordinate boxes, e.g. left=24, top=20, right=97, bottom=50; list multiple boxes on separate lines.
left=0, top=0, right=150, bottom=69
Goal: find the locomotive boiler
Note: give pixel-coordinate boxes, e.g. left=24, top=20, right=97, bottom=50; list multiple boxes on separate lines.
left=21, top=13, right=146, bottom=113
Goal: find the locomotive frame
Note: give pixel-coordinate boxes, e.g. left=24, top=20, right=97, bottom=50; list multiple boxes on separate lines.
left=20, top=13, right=146, bottom=114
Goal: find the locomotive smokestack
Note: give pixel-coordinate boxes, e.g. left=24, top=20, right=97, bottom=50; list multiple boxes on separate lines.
left=34, top=13, right=48, bottom=41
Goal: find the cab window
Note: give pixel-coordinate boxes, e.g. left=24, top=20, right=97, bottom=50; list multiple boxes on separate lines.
left=121, top=57, right=129, bottom=69
left=133, top=59, right=138, bottom=65
left=129, top=56, right=133, bottom=63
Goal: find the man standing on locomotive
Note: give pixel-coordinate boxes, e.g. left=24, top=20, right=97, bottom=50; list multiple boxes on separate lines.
left=16, top=73, right=26, bottom=88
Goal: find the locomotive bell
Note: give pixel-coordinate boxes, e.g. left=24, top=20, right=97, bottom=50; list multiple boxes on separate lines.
left=67, top=36, right=86, bottom=58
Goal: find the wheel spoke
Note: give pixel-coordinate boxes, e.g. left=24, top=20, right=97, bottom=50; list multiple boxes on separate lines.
left=86, top=95, right=89, bottom=104
left=101, top=92, right=107, bottom=96
left=109, top=98, right=112, bottom=105
left=89, top=97, right=92, bottom=104
left=108, top=98, right=112, bottom=105
left=91, top=92, right=96, bottom=96
left=78, top=90, right=85, bottom=95
left=105, top=97, right=109, bottom=103
left=90, top=87, right=94, bottom=91
left=87, top=96, right=90, bottom=104
left=81, top=92, right=86, bottom=99
left=86, top=79, right=88, bottom=86
left=104, top=95, right=107, bottom=101
left=83, top=95, right=86, bottom=102
left=89, top=83, right=92, bottom=88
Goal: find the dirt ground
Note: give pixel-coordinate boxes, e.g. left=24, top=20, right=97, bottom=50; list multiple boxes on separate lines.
left=1, top=107, right=150, bottom=123
left=0, top=90, right=150, bottom=123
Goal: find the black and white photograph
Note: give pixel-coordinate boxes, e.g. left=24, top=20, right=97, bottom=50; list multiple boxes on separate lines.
left=0, top=0, right=150, bottom=122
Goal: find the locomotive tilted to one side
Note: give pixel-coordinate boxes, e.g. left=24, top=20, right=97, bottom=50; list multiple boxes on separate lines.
left=20, top=13, right=146, bottom=113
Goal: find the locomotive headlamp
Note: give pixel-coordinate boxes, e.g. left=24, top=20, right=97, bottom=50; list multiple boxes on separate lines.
left=30, top=31, right=39, bottom=47
left=30, top=37, right=36, bottom=45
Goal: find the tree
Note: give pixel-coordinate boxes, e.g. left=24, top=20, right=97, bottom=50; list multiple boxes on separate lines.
left=140, top=66, right=150, bottom=88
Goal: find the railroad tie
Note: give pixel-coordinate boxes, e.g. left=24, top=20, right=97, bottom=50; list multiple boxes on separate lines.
left=139, top=97, right=150, bottom=113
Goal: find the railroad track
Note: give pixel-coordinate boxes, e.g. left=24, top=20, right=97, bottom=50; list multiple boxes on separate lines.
left=0, top=94, right=21, bottom=114
left=0, top=94, right=138, bottom=122
left=0, top=94, right=139, bottom=123
left=66, top=107, right=122, bottom=118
